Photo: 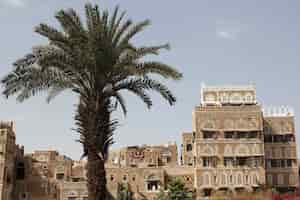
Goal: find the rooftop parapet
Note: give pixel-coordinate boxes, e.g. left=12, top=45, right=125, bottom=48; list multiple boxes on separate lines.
left=201, top=84, right=256, bottom=92
left=263, top=106, right=294, bottom=117
left=200, top=83, right=257, bottom=106
left=0, top=120, right=14, bottom=130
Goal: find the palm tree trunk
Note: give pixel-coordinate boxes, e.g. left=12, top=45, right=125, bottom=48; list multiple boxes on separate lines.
left=87, top=150, right=107, bottom=200
left=76, top=95, right=111, bottom=200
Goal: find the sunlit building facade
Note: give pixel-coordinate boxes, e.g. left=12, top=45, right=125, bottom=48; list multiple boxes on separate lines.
left=0, top=84, right=298, bottom=200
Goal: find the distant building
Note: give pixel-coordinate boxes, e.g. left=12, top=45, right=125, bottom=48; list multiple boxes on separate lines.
left=0, top=84, right=298, bottom=200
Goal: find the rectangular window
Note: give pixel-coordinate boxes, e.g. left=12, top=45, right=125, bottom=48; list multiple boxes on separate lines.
left=266, top=160, right=271, bottom=168
left=248, top=131, right=258, bottom=139
left=203, top=189, right=212, bottom=197
left=224, top=132, right=234, bottom=139
left=203, top=131, right=216, bottom=139
left=267, top=174, right=273, bottom=185
left=287, top=159, right=292, bottom=167
left=286, top=134, right=295, bottom=142
left=147, top=181, right=159, bottom=191
left=72, top=178, right=80, bottom=182
left=202, top=157, right=216, bottom=168
left=236, top=132, right=247, bottom=139
left=280, top=160, right=285, bottom=168
left=203, top=157, right=209, bottom=167
left=252, top=158, right=260, bottom=168
left=224, top=157, right=234, bottom=167
left=236, top=157, right=247, bottom=166
left=56, top=173, right=64, bottom=180
left=264, top=135, right=272, bottom=143
left=186, top=144, right=193, bottom=152
left=271, top=160, right=276, bottom=168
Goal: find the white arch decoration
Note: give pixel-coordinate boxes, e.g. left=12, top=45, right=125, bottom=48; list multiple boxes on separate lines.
left=235, top=144, right=250, bottom=156
left=221, top=173, right=227, bottom=185
left=245, top=92, right=254, bottom=103
left=230, top=93, right=242, bottom=102
left=224, top=119, right=234, bottom=130
left=203, top=172, right=211, bottom=186
left=227, top=173, right=234, bottom=185
left=202, top=120, right=216, bottom=129
left=236, top=173, right=243, bottom=185
left=201, top=145, right=215, bottom=156
left=283, top=122, right=293, bottom=133
left=224, top=145, right=233, bottom=156
left=236, top=118, right=248, bottom=129
left=250, top=172, right=259, bottom=185
left=205, top=93, right=217, bottom=102
left=252, top=144, right=260, bottom=155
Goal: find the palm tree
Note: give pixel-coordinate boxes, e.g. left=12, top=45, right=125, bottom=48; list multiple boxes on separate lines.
left=1, top=3, right=182, bottom=200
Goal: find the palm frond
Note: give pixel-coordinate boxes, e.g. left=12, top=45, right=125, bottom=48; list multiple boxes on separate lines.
left=55, top=9, right=85, bottom=37
left=85, top=3, right=96, bottom=35
left=112, top=19, right=132, bottom=47
left=113, top=91, right=127, bottom=115
left=143, top=78, right=177, bottom=105
left=110, top=9, right=126, bottom=40
left=117, top=19, right=151, bottom=49
left=116, top=44, right=170, bottom=68
left=114, top=78, right=154, bottom=108
left=46, top=83, right=72, bottom=103
left=108, top=5, right=119, bottom=39
left=115, top=78, right=176, bottom=106
left=133, top=61, right=183, bottom=80
left=35, top=23, right=67, bottom=44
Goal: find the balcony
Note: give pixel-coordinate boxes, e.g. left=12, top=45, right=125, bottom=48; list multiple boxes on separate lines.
left=264, top=134, right=295, bottom=144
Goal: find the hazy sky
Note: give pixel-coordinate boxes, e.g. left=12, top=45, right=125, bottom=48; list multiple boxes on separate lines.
left=1, top=0, right=300, bottom=159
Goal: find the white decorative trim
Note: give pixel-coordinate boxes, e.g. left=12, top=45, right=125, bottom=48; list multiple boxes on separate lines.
left=263, top=106, right=294, bottom=117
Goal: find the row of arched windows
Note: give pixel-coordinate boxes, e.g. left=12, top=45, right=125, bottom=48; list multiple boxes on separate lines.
left=204, top=92, right=255, bottom=104
left=200, top=173, right=259, bottom=186
left=267, top=174, right=296, bottom=185
left=265, top=147, right=294, bottom=158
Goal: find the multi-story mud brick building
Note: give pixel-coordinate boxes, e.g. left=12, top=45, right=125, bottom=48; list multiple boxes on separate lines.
left=0, top=84, right=298, bottom=200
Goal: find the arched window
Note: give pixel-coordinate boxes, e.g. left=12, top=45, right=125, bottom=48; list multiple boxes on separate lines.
left=237, top=174, right=242, bottom=185
left=289, top=174, right=296, bottom=185
left=245, top=93, right=253, bottom=103
left=278, top=174, right=284, bottom=185
left=245, top=175, right=249, bottom=184
left=267, top=174, right=273, bottom=185
left=221, top=174, right=226, bottom=185
left=110, top=175, right=114, bottom=181
left=186, top=144, right=193, bottom=152
left=228, top=175, right=233, bottom=184
left=204, top=174, right=210, bottom=185
left=214, top=175, right=217, bottom=185
left=252, top=174, right=259, bottom=185
left=16, top=163, right=25, bottom=180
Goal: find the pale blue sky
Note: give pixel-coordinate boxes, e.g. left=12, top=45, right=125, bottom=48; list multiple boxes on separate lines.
left=1, top=0, right=300, bottom=159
